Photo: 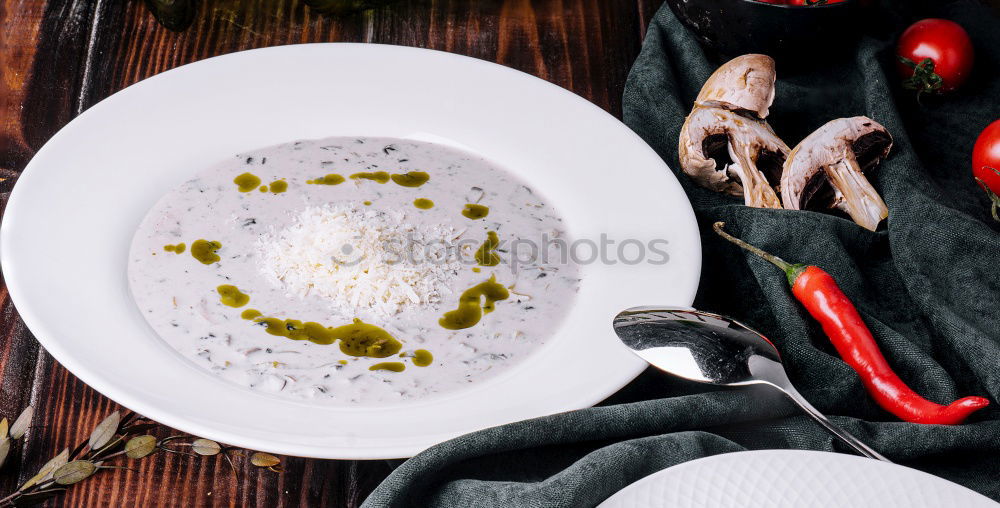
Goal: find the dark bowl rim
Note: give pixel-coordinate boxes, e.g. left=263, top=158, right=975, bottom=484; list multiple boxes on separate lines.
left=736, top=0, right=856, bottom=9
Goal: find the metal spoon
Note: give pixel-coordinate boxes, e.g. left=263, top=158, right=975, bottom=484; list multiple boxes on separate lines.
left=613, top=306, right=888, bottom=462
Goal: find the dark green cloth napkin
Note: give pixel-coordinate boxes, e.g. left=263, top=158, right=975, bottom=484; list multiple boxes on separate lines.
left=363, top=1, right=1000, bottom=506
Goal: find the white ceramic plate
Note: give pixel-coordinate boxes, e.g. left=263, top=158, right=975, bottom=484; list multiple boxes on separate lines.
left=599, top=450, right=998, bottom=508
left=0, top=44, right=700, bottom=459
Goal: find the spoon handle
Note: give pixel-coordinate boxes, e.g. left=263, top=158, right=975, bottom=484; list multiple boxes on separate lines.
left=780, top=385, right=891, bottom=462
left=748, top=356, right=889, bottom=461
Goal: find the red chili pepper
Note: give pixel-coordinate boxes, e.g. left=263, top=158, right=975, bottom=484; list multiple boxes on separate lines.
left=714, top=222, right=989, bottom=425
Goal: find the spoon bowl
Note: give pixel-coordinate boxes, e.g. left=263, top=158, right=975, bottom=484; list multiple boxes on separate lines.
left=613, top=307, right=888, bottom=461
left=613, top=307, right=781, bottom=387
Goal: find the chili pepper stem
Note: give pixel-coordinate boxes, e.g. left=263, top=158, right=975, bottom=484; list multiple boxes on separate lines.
left=713, top=222, right=808, bottom=286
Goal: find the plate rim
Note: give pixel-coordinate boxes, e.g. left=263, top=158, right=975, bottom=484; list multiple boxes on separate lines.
left=598, top=449, right=997, bottom=508
left=0, top=42, right=701, bottom=459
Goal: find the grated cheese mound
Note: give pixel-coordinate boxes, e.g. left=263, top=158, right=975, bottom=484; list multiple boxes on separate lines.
left=255, top=204, right=463, bottom=318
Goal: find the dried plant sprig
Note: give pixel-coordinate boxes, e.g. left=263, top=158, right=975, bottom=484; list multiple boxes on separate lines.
left=0, top=408, right=283, bottom=507
left=0, top=440, right=9, bottom=473
left=9, top=407, right=34, bottom=441
left=0, top=406, right=35, bottom=470
left=88, top=412, right=120, bottom=452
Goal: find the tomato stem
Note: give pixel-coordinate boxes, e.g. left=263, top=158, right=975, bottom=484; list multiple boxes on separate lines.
left=974, top=176, right=1000, bottom=222
left=899, top=56, right=943, bottom=99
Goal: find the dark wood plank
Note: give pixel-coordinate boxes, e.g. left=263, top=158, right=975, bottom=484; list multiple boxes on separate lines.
left=2, top=0, right=654, bottom=506
left=0, top=0, right=46, bottom=179
left=0, top=0, right=101, bottom=498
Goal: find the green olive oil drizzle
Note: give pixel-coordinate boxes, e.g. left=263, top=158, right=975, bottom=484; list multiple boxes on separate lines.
left=269, top=180, right=288, bottom=193
left=413, top=198, right=434, bottom=209
left=475, top=231, right=501, bottom=267
left=234, top=172, right=261, bottom=192
left=307, top=174, right=345, bottom=185
left=413, top=349, right=433, bottom=367
left=253, top=317, right=403, bottom=359
left=217, top=285, right=250, bottom=308
left=190, top=239, right=222, bottom=265
left=349, top=171, right=430, bottom=187
left=390, top=171, right=430, bottom=187
left=350, top=171, right=391, bottom=183
left=241, top=309, right=262, bottom=320
left=462, top=203, right=490, bottom=220
left=439, top=275, right=510, bottom=330
left=163, top=243, right=186, bottom=254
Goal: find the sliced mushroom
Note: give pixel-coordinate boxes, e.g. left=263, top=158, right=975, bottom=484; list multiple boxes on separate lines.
left=679, top=54, right=788, bottom=208
left=695, top=54, right=777, bottom=119
left=781, top=117, right=893, bottom=231
left=679, top=106, right=788, bottom=208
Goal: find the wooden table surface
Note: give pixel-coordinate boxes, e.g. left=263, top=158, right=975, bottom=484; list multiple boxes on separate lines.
left=0, top=1, right=657, bottom=505
left=5, top=1, right=998, bottom=506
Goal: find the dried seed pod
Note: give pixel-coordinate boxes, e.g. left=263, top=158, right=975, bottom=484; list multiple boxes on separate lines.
left=53, top=461, right=97, bottom=485
left=89, top=411, right=121, bottom=451
left=250, top=452, right=280, bottom=467
left=125, top=436, right=157, bottom=459
left=10, top=406, right=34, bottom=440
left=192, top=439, right=222, bottom=456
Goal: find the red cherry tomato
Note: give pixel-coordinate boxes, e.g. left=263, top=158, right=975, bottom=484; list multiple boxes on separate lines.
left=973, top=119, right=1000, bottom=221
left=896, top=19, right=974, bottom=94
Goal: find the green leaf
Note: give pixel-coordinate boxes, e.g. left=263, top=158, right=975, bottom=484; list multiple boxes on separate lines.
left=88, top=411, right=120, bottom=451
left=250, top=452, right=280, bottom=467
left=20, top=448, right=69, bottom=491
left=52, top=460, right=97, bottom=485
left=191, top=438, right=221, bottom=456
left=10, top=406, right=34, bottom=440
left=125, top=436, right=157, bottom=459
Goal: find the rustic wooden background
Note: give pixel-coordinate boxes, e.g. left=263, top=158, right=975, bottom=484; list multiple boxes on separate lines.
left=2, top=0, right=998, bottom=506
left=0, top=0, right=659, bottom=506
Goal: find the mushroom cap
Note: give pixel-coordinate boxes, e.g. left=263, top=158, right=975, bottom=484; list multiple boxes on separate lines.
left=781, top=116, right=893, bottom=210
left=678, top=106, right=790, bottom=196
left=695, top=54, right=777, bottom=119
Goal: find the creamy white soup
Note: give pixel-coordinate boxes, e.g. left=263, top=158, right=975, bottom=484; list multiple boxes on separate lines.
left=128, top=137, right=580, bottom=405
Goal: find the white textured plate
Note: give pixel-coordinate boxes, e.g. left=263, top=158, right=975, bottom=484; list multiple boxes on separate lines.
left=0, top=44, right=700, bottom=459
left=599, top=450, right=998, bottom=508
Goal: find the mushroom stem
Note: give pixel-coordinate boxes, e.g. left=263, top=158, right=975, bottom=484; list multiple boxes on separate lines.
left=728, top=141, right=783, bottom=209
left=824, top=153, right=888, bottom=231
